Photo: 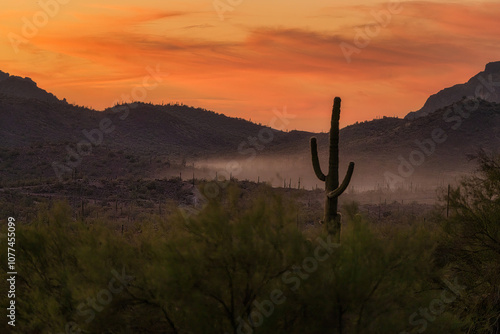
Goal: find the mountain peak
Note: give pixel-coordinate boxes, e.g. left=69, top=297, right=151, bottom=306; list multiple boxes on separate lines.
left=405, top=61, right=500, bottom=120
left=0, top=70, right=37, bottom=86
left=0, top=70, right=9, bottom=81
left=485, top=61, right=500, bottom=73
left=0, top=70, right=61, bottom=104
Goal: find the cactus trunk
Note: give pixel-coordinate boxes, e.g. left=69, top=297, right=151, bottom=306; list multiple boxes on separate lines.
left=310, top=97, right=355, bottom=240
left=326, top=97, right=340, bottom=228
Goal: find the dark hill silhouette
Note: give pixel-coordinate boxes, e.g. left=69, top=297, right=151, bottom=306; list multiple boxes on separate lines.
left=0, top=66, right=499, bottom=188
left=405, top=61, right=500, bottom=120
left=0, top=96, right=309, bottom=154
left=336, top=99, right=500, bottom=185
left=0, top=70, right=62, bottom=104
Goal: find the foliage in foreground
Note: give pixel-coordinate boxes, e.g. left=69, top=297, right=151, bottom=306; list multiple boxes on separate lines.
left=439, top=151, right=500, bottom=333
left=1, top=150, right=499, bottom=333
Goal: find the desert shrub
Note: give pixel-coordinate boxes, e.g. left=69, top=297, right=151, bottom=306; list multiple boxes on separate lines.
left=123, top=185, right=308, bottom=333
left=277, top=209, right=463, bottom=334
left=125, top=187, right=463, bottom=333
left=0, top=201, right=135, bottom=334
left=439, top=151, right=500, bottom=333
left=0, top=184, right=471, bottom=333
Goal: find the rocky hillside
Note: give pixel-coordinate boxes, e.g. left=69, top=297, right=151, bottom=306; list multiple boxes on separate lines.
left=0, top=70, right=62, bottom=104
left=405, top=61, right=500, bottom=120
left=0, top=66, right=499, bottom=189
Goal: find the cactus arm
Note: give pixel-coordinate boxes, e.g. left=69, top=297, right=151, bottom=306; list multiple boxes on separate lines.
left=327, top=162, right=354, bottom=198
left=310, top=137, right=326, bottom=181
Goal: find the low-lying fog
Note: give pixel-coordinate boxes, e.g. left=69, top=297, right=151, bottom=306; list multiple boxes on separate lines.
left=155, top=154, right=466, bottom=205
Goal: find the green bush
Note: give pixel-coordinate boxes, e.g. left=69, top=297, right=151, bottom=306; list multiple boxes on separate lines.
left=0, top=182, right=481, bottom=333
left=440, top=151, right=500, bottom=333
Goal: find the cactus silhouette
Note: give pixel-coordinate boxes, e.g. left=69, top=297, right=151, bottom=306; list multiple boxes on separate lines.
left=310, top=97, right=355, bottom=239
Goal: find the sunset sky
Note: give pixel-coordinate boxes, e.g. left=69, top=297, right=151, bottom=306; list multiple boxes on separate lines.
left=1, top=0, right=499, bottom=132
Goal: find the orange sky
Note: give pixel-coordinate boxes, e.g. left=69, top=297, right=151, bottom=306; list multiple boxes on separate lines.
left=1, top=0, right=500, bottom=132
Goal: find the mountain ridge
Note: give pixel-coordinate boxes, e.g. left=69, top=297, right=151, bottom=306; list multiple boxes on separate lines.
left=405, top=61, right=500, bottom=120
left=0, top=65, right=499, bottom=188
left=0, top=70, right=63, bottom=104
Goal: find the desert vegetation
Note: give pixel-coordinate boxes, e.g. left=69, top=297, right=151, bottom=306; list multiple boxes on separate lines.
left=310, top=97, right=355, bottom=238
left=0, top=152, right=498, bottom=333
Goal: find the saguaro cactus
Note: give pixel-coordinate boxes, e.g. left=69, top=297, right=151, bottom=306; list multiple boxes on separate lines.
left=310, top=97, right=355, bottom=239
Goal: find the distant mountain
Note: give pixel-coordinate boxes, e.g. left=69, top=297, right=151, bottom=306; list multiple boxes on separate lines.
left=0, top=70, right=62, bottom=104
left=0, top=96, right=308, bottom=154
left=337, top=99, right=500, bottom=182
left=405, top=61, right=500, bottom=120
left=0, top=66, right=499, bottom=188
left=0, top=86, right=312, bottom=181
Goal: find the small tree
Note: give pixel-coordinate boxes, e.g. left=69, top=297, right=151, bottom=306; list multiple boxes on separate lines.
left=441, top=151, right=500, bottom=333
